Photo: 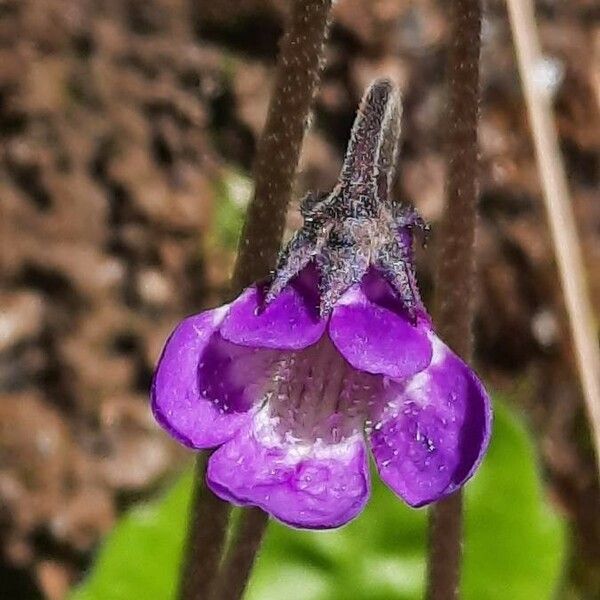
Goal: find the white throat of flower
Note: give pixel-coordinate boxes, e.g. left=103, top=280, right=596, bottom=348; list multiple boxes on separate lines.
left=257, top=336, right=378, bottom=451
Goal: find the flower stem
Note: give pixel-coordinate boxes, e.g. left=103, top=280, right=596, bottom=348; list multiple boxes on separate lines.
left=425, top=0, right=482, bottom=598
left=209, top=508, right=269, bottom=600
left=178, top=453, right=230, bottom=600
left=202, top=1, right=332, bottom=599
left=232, top=0, right=334, bottom=290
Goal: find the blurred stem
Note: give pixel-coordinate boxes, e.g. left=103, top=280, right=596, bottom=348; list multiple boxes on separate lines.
left=179, top=2, right=333, bottom=600
left=506, top=0, right=600, bottom=482
left=178, top=452, right=230, bottom=600
left=425, top=0, right=482, bottom=599
left=210, top=508, right=270, bottom=600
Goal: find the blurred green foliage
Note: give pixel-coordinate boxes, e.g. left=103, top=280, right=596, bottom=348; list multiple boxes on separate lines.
left=212, top=170, right=251, bottom=249
left=71, top=401, right=566, bottom=600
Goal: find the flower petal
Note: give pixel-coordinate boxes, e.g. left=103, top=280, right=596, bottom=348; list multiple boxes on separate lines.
left=328, top=277, right=432, bottom=379
left=220, top=265, right=327, bottom=350
left=206, top=410, right=370, bottom=529
left=369, top=333, right=492, bottom=507
left=151, top=308, right=273, bottom=449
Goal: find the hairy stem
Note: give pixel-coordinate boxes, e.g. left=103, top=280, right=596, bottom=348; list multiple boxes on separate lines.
left=233, top=0, right=333, bottom=290
left=210, top=508, right=270, bottom=600
left=178, top=453, right=230, bottom=600
left=208, top=1, right=333, bottom=599
left=425, top=0, right=482, bottom=598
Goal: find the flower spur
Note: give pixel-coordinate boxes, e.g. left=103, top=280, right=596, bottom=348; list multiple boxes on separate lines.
left=151, top=79, right=492, bottom=529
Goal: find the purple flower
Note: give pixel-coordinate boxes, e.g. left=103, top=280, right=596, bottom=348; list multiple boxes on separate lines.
left=151, top=79, right=492, bottom=529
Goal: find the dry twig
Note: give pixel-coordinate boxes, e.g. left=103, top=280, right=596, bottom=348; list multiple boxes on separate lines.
left=506, top=0, right=600, bottom=480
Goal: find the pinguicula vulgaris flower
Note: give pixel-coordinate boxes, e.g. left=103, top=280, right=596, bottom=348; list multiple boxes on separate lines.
left=152, top=79, right=492, bottom=529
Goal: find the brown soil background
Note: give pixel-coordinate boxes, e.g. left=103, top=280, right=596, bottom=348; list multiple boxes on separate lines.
left=0, top=0, right=599, bottom=598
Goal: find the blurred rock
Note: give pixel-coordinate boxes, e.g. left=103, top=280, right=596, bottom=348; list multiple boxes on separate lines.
left=0, top=393, right=72, bottom=565
left=49, top=486, right=115, bottom=551
left=36, top=560, right=72, bottom=600
left=0, top=291, right=44, bottom=353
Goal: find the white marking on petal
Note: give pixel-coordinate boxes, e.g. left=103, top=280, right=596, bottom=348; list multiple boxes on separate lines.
left=403, top=370, right=431, bottom=404
left=252, top=406, right=363, bottom=466
left=334, top=285, right=363, bottom=307
left=393, top=334, right=447, bottom=407
left=427, top=332, right=448, bottom=368
left=212, top=304, right=230, bottom=324
left=190, top=304, right=229, bottom=338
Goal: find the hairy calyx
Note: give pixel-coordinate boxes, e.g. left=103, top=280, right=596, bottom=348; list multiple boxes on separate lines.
left=265, top=80, right=428, bottom=318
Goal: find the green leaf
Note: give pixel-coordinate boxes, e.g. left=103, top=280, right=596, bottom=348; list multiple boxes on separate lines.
left=71, top=401, right=566, bottom=600
left=70, top=471, right=193, bottom=600
left=462, top=403, right=567, bottom=599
